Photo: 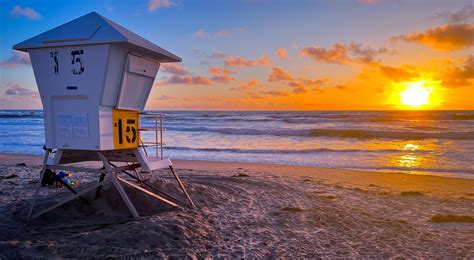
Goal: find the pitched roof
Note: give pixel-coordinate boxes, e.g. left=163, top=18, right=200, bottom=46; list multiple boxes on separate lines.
left=13, top=12, right=181, bottom=62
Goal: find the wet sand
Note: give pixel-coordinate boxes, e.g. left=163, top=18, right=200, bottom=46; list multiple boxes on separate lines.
left=0, top=153, right=473, bottom=258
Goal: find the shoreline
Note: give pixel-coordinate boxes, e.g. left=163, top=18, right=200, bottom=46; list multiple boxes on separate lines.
left=1, top=151, right=472, bottom=180
left=1, top=152, right=473, bottom=200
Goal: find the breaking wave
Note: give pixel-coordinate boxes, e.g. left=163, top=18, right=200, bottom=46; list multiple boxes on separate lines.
left=163, top=126, right=474, bottom=140
left=165, top=146, right=431, bottom=154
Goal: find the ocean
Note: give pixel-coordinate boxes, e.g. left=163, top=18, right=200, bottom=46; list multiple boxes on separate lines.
left=1, top=110, right=473, bottom=179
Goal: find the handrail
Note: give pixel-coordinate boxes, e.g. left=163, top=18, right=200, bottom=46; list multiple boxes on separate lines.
left=138, top=112, right=164, bottom=159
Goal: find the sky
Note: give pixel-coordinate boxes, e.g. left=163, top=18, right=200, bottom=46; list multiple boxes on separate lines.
left=0, top=0, right=473, bottom=110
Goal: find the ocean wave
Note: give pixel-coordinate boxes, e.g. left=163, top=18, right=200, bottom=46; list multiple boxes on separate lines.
left=349, top=166, right=474, bottom=176
left=0, top=110, right=43, bottom=118
left=0, top=113, right=43, bottom=119
left=165, top=146, right=431, bottom=154
left=406, top=126, right=448, bottom=131
left=164, top=126, right=474, bottom=140
left=308, top=129, right=474, bottom=140
left=452, top=113, right=474, bottom=120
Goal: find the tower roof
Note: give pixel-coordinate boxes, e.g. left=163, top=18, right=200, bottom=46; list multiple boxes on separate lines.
left=13, top=12, right=181, bottom=62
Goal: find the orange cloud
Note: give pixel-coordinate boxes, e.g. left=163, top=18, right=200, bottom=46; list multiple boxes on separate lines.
left=208, top=66, right=234, bottom=75
left=224, top=55, right=270, bottom=67
left=160, top=63, right=234, bottom=85
left=156, top=95, right=176, bottom=100
left=207, top=66, right=235, bottom=83
left=275, top=48, right=288, bottom=60
left=441, top=55, right=474, bottom=88
left=231, top=80, right=260, bottom=91
left=211, top=75, right=234, bottom=84
left=378, top=65, right=419, bottom=82
left=161, top=75, right=211, bottom=85
left=247, top=92, right=264, bottom=99
left=287, top=77, right=327, bottom=92
left=292, top=86, right=307, bottom=94
left=266, top=66, right=327, bottom=93
left=263, top=90, right=289, bottom=96
left=268, top=67, right=293, bottom=81
left=301, top=42, right=388, bottom=64
left=390, top=23, right=474, bottom=50
left=160, top=63, right=189, bottom=75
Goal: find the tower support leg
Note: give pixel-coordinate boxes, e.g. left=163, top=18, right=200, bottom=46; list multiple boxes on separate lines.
left=169, top=166, right=195, bottom=208
left=27, top=149, right=51, bottom=221
left=98, top=152, right=140, bottom=219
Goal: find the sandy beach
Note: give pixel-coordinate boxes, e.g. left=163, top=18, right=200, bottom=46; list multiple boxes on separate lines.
left=0, top=153, right=473, bottom=258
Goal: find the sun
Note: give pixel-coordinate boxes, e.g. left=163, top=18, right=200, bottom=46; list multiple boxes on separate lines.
left=399, top=81, right=432, bottom=108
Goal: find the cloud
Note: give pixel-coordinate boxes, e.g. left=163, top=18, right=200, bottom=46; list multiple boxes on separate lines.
left=160, top=63, right=190, bottom=76
left=390, top=23, right=474, bottom=50
left=434, top=5, right=474, bottom=23
left=11, top=5, right=41, bottom=20
left=247, top=92, right=264, bottom=99
left=148, top=0, right=174, bottom=11
left=288, top=77, right=327, bottom=93
left=268, top=67, right=293, bottom=81
left=335, top=84, right=347, bottom=90
left=301, top=42, right=388, bottom=65
left=378, top=65, right=419, bottom=82
left=0, top=51, right=31, bottom=68
left=275, top=48, right=288, bottom=60
left=4, top=83, right=38, bottom=97
left=192, top=50, right=229, bottom=64
left=156, top=94, right=176, bottom=100
left=182, top=96, right=220, bottom=102
left=192, top=28, right=247, bottom=39
left=262, top=90, right=289, bottom=97
left=292, top=86, right=307, bottom=94
left=207, top=66, right=235, bottom=83
left=192, top=29, right=209, bottom=38
left=266, top=66, right=328, bottom=93
left=231, top=80, right=260, bottom=91
left=224, top=55, right=270, bottom=67
left=159, top=63, right=236, bottom=85
left=357, top=0, right=378, bottom=4
left=208, top=66, right=234, bottom=75
left=163, top=75, right=211, bottom=85
left=441, top=55, right=474, bottom=88
left=159, top=64, right=212, bottom=85
left=210, top=75, right=234, bottom=83
left=209, top=51, right=227, bottom=59
left=215, top=30, right=232, bottom=38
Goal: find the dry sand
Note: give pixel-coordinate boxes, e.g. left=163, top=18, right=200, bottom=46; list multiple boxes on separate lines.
left=0, top=153, right=473, bottom=258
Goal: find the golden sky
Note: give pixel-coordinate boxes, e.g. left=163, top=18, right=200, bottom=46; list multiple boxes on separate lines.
left=1, top=0, right=473, bottom=110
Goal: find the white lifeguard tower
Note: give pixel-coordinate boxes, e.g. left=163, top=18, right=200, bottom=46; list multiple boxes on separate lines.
left=14, top=12, right=194, bottom=221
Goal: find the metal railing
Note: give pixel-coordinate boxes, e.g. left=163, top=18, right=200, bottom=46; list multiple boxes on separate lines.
left=138, top=112, right=164, bottom=159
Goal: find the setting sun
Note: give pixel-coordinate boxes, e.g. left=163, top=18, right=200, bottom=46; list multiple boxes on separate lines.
left=399, top=81, right=432, bottom=108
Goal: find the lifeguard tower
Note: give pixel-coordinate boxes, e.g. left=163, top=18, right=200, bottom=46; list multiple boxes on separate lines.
left=14, top=12, right=194, bottom=221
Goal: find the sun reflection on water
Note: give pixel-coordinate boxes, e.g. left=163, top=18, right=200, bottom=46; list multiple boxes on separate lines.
left=395, top=143, right=423, bottom=171
left=403, top=143, right=419, bottom=151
